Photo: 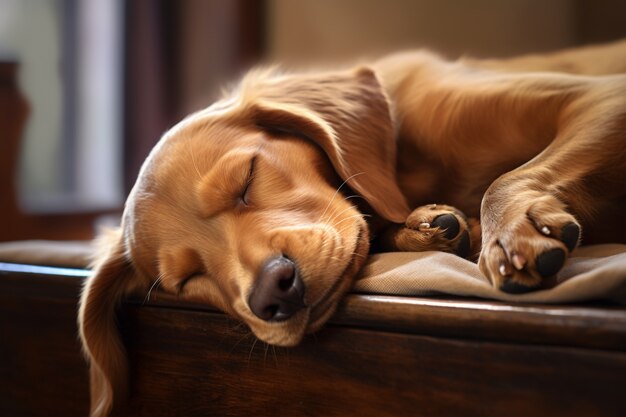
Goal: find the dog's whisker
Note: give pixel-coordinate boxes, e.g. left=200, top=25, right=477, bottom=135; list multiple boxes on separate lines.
left=230, top=330, right=254, bottom=354
left=337, top=194, right=364, bottom=209
left=271, top=345, right=279, bottom=367
left=228, top=320, right=249, bottom=336
left=317, top=172, right=365, bottom=223
left=188, top=141, right=203, bottom=180
left=247, top=337, right=260, bottom=364
left=322, top=195, right=365, bottom=224
left=333, top=213, right=368, bottom=229
left=324, top=204, right=360, bottom=225
left=343, top=194, right=364, bottom=202
left=336, top=214, right=372, bottom=234
left=232, top=321, right=247, bottom=331
left=263, top=342, right=270, bottom=363
left=328, top=206, right=372, bottom=227
left=143, top=275, right=164, bottom=305
left=323, top=199, right=357, bottom=227
left=322, top=205, right=340, bottom=227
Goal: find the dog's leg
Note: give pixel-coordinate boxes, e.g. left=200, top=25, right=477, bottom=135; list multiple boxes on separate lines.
left=479, top=87, right=626, bottom=293
left=378, top=204, right=481, bottom=259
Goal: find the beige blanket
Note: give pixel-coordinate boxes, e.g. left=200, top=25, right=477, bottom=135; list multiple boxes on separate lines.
left=1, top=240, right=625, bottom=304
left=355, top=244, right=626, bottom=304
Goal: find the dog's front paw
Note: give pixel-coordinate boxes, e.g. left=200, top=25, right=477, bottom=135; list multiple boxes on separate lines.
left=479, top=195, right=581, bottom=293
left=382, top=204, right=480, bottom=258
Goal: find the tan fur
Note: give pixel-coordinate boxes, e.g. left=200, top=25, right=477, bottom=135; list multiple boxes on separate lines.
left=78, top=229, right=135, bottom=417
left=79, top=40, right=626, bottom=415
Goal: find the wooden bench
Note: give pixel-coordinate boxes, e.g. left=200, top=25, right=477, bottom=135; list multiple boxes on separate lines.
left=2, top=261, right=626, bottom=416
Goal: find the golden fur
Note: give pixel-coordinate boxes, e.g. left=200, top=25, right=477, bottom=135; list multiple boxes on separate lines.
left=79, top=40, right=626, bottom=416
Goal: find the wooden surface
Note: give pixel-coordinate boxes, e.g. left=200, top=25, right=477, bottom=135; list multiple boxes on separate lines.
left=2, top=262, right=626, bottom=417
left=142, top=291, right=626, bottom=351
left=123, top=304, right=626, bottom=417
left=0, top=264, right=90, bottom=416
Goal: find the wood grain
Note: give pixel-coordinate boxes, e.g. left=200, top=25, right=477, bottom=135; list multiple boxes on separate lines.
left=122, top=304, right=626, bottom=417
left=0, top=266, right=90, bottom=416
left=2, top=263, right=626, bottom=417
left=138, top=291, right=626, bottom=351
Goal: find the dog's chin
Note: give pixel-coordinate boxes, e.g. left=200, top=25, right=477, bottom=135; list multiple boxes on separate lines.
left=247, top=308, right=311, bottom=347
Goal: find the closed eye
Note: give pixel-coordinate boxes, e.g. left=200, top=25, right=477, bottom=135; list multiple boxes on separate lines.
left=178, top=271, right=204, bottom=293
left=241, top=155, right=258, bottom=206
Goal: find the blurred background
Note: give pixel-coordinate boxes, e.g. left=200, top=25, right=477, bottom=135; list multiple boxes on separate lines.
left=1, top=0, right=625, bottom=242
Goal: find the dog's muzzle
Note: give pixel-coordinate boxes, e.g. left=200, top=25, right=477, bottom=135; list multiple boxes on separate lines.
left=249, top=256, right=305, bottom=321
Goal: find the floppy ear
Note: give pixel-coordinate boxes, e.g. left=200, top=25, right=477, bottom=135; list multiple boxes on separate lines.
left=78, top=229, right=135, bottom=417
left=237, top=66, right=410, bottom=223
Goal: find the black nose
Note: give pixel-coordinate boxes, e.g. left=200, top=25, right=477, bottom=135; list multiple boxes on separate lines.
left=249, top=256, right=305, bottom=321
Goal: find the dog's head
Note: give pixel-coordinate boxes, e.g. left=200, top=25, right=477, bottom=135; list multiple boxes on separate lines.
left=78, top=66, right=409, bottom=416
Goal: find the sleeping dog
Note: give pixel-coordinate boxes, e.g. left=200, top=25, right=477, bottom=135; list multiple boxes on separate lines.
left=79, top=40, right=626, bottom=416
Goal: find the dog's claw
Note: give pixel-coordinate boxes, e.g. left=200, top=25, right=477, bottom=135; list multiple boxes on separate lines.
left=511, top=253, right=526, bottom=270
left=499, top=263, right=513, bottom=277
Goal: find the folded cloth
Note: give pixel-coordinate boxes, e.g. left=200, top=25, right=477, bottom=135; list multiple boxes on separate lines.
left=0, top=240, right=93, bottom=269
left=354, top=244, right=626, bottom=304
left=1, top=240, right=625, bottom=304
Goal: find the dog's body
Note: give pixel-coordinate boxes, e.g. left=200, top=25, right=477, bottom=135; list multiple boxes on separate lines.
left=79, top=40, right=626, bottom=416
left=374, top=44, right=626, bottom=286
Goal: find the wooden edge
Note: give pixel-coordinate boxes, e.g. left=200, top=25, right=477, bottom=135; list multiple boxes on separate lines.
left=2, top=262, right=626, bottom=351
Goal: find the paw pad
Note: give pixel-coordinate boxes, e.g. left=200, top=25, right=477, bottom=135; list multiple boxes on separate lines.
left=535, top=248, right=566, bottom=278
left=560, top=223, right=580, bottom=252
left=456, top=231, right=471, bottom=258
left=500, top=278, right=535, bottom=294
left=432, top=214, right=460, bottom=240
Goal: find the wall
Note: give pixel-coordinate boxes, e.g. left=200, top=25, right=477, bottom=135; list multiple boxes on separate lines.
left=267, top=0, right=625, bottom=65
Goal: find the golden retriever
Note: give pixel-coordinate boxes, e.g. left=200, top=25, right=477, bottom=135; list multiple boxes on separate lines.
left=79, top=40, right=626, bottom=416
